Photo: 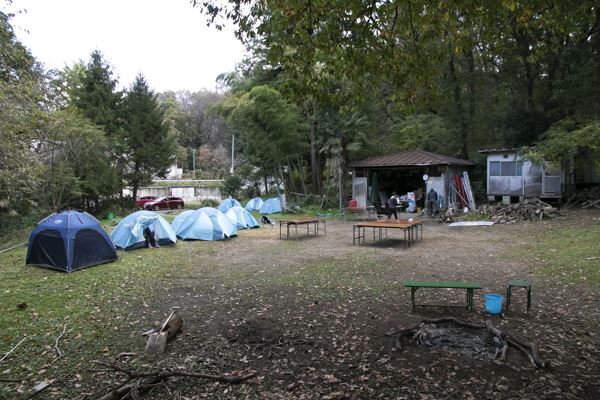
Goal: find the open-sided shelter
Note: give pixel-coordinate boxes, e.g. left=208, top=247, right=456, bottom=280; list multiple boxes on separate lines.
left=110, top=211, right=177, bottom=250
left=349, top=149, right=472, bottom=210
left=245, top=197, right=264, bottom=211
left=172, top=208, right=237, bottom=240
left=217, top=198, right=241, bottom=213
left=225, top=206, right=260, bottom=229
left=260, top=197, right=282, bottom=214
left=26, top=210, right=117, bottom=272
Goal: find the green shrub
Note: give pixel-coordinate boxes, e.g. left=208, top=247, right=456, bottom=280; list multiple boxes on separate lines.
left=220, top=175, right=242, bottom=199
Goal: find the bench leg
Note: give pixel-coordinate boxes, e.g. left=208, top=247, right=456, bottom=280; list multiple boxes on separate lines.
left=527, top=287, right=531, bottom=314
left=506, top=286, right=512, bottom=312
left=411, top=287, right=417, bottom=311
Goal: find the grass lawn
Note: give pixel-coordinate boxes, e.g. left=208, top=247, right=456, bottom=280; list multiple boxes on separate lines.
left=508, top=224, right=600, bottom=285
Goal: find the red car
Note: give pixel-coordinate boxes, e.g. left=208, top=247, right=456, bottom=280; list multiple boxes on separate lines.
left=136, top=195, right=157, bottom=209
left=144, top=196, right=185, bottom=211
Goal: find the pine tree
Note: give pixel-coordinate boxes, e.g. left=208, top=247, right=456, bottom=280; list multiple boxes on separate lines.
left=72, top=50, right=121, bottom=137
left=122, top=74, right=175, bottom=207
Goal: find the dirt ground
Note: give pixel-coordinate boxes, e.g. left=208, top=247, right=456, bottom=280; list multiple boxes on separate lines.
left=88, top=211, right=599, bottom=399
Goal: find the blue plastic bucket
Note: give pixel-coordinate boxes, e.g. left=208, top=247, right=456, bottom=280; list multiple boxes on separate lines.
left=484, top=294, right=503, bottom=315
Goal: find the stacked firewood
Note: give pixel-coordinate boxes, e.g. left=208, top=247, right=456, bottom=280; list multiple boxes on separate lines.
left=477, top=198, right=562, bottom=224
left=562, top=187, right=600, bottom=209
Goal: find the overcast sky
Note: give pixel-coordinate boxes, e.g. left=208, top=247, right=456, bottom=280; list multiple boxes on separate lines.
left=7, top=0, right=246, bottom=92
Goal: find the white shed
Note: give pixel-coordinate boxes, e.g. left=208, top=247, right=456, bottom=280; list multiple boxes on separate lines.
left=479, top=148, right=563, bottom=203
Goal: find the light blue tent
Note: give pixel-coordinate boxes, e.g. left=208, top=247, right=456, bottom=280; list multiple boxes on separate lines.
left=110, top=210, right=177, bottom=250
left=217, top=198, right=241, bottom=213
left=172, top=207, right=237, bottom=240
left=225, top=206, right=260, bottom=229
left=244, top=197, right=264, bottom=211
left=260, top=197, right=282, bottom=214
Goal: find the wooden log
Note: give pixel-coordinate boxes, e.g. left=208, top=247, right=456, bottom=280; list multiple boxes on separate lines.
left=165, top=313, right=183, bottom=342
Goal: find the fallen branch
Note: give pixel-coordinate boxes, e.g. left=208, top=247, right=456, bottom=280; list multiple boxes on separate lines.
left=0, top=376, right=26, bottom=382
left=94, top=361, right=257, bottom=400
left=0, top=337, right=26, bottom=362
left=54, top=324, right=68, bottom=358
left=422, top=317, right=484, bottom=331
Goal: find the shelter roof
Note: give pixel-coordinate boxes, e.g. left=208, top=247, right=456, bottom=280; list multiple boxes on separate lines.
left=349, top=149, right=472, bottom=168
left=478, top=148, right=519, bottom=154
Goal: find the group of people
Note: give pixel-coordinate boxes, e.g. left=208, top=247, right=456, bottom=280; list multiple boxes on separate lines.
left=385, top=189, right=438, bottom=219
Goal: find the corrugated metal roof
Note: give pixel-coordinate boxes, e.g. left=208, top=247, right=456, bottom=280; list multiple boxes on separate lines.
left=349, top=149, right=472, bottom=168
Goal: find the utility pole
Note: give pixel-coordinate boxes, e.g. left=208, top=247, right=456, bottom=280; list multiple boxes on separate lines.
left=230, top=134, right=235, bottom=175
left=192, top=148, right=196, bottom=176
left=338, top=163, right=343, bottom=214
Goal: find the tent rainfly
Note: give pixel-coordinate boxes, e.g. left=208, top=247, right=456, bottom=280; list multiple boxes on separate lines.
left=225, top=206, right=260, bottom=229
left=172, top=208, right=237, bottom=240
left=110, top=211, right=177, bottom=250
left=217, top=198, right=242, bottom=213
left=244, top=197, right=264, bottom=212
left=260, top=197, right=282, bottom=214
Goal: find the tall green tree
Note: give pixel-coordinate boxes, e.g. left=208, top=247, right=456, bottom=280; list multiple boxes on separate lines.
left=40, top=109, right=118, bottom=211
left=0, top=10, right=45, bottom=214
left=72, top=50, right=122, bottom=137
left=229, top=85, right=303, bottom=194
left=122, top=74, right=175, bottom=207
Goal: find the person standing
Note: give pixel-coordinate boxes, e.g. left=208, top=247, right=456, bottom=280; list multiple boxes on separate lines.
left=387, top=192, right=399, bottom=219
left=427, top=188, right=438, bottom=216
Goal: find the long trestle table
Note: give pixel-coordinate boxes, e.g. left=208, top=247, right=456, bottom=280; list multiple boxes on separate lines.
left=352, top=219, right=422, bottom=248
left=279, top=217, right=326, bottom=239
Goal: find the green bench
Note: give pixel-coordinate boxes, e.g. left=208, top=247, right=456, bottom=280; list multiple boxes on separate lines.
left=404, top=280, right=482, bottom=311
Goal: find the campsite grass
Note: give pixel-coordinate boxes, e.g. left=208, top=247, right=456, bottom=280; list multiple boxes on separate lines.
left=507, top=224, right=600, bottom=285
left=0, top=242, right=186, bottom=397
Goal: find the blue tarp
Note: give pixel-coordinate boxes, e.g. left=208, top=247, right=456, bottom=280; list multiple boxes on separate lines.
left=26, top=210, right=117, bottom=272
left=244, top=197, right=264, bottom=211
left=172, top=207, right=237, bottom=240
left=110, top=210, right=177, bottom=250
left=217, top=198, right=241, bottom=213
left=225, top=206, right=260, bottom=229
left=260, top=197, right=282, bottom=214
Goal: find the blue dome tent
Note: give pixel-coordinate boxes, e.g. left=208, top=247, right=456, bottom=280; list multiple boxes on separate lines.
left=110, top=211, right=177, bottom=250
left=244, top=197, right=264, bottom=211
left=26, top=210, right=117, bottom=272
left=260, top=197, right=282, bottom=214
left=217, top=198, right=241, bottom=213
left=172, top=208, right=237, bottom=240
left=225, top=206, right=260, bottom=229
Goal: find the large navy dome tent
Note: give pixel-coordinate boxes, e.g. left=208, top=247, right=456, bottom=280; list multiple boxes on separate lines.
left=26, top=210, right=117, bottom=272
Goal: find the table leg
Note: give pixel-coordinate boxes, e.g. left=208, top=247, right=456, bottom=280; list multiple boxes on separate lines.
left=527, top=287, right=531, bottom=314
left=467, top=289, right=473, bottom=310
left=411, top=287, right=416, bottom=311
left=506, top=286, right=511, bottom=312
